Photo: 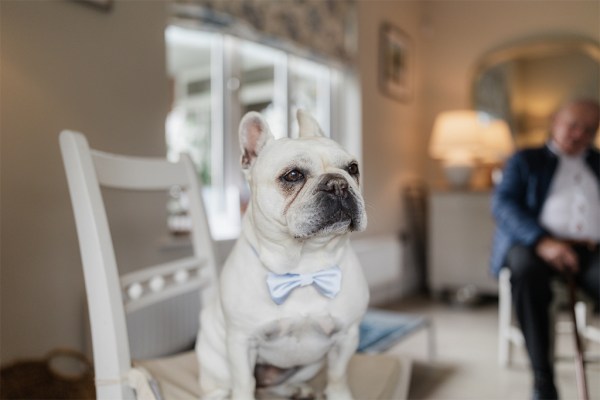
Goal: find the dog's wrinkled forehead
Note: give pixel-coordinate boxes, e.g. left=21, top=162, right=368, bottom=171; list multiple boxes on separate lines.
left=255, top=137, right=356, bottom=175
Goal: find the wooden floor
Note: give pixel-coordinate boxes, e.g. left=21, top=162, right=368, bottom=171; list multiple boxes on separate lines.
left=381, top=295, right=600, bottom=400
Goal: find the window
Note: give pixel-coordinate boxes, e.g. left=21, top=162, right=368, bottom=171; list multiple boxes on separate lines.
left=165, top=25, right=360, bottom=240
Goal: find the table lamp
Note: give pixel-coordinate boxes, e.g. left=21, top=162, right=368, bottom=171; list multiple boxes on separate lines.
left=429, top=110, right=482, bottom=188
left=429, top=110, right=513, bottom=188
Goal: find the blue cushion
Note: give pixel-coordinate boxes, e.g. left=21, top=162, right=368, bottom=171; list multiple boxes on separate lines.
left=358, top=308, right=428, bottom=353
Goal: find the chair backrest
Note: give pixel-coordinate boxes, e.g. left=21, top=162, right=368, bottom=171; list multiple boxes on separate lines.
left=60, top=130, right=219, bottom=399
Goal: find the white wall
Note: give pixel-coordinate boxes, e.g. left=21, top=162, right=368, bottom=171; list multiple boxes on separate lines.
left=1, top=1, right=170, bottom=364
left=356, top=0, right=424, bottom=239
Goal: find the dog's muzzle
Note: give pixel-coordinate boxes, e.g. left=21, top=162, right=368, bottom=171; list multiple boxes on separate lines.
left=291, top=173, right=365, bottom=239
left=315, top=173, right=362, bottom=229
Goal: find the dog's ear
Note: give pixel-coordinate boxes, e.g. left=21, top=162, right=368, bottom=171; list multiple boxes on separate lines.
left=239, top=111, right=274, bottom=170
left=297, top=109, right=325, bottom=138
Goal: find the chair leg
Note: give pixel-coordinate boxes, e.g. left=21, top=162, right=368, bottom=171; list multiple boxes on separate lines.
left=498, top=331, right=510, bottom=367
left=575, top=301, right=600, bottom=344
left=498, top=268, right=512, bottom=367
left=498, top=269, right=598, bottom=369
left=573, top=301, right=587, bottom=355
left=575, top=301, right=587, bottom=335
left=426, top=320, right=436, bottom=362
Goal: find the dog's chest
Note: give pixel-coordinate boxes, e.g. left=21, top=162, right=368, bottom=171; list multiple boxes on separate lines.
left=256, top=314, right=339, bottom=368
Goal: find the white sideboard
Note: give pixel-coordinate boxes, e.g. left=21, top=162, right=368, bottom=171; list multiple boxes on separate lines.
left=427, top=190, right=498, bottom=296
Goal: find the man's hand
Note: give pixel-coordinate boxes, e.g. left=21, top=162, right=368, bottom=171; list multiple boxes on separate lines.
left=535, top=237, right=579, bottom=272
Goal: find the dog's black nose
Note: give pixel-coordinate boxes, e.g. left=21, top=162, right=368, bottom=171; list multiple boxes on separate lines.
left=318, top=174, right=349, bottom=198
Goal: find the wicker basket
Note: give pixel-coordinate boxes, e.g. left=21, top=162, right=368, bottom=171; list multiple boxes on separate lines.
left=1, top=349, right=95, bottom=399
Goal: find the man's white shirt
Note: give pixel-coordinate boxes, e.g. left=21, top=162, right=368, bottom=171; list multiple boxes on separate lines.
left=539, top=142, right=600, bottom=241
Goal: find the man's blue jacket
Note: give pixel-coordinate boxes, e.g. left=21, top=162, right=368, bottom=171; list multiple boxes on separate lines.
left=490, top=144, right=600, bottom=278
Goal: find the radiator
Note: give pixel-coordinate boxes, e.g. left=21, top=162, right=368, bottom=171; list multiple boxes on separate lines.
left=352, top=235, right=415, bottom=305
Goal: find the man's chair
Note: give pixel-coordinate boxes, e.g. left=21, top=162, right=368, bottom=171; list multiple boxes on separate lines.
left=498, top=268, right=600, bottom=367
left=60, top=130, right=412, bottom=400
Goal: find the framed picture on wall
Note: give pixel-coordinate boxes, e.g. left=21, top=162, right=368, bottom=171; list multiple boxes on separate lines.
left=379, top=23, right=413, bottom=102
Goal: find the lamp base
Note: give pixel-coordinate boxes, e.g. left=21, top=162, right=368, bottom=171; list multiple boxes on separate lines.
left=443, top=164, right=473, bottom=188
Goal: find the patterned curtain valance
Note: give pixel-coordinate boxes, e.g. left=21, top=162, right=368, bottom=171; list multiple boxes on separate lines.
left=172, top=0, right=357, bottom=66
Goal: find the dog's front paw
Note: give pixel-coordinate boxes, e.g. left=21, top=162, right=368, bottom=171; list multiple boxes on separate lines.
left=324, top=383, right=353, bottom=400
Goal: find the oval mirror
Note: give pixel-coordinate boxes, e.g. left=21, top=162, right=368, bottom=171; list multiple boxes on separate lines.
left=472, top=37, right=600, bottom=148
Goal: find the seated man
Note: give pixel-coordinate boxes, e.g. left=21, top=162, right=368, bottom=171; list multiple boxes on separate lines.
left=491, top=99, right=600, bottom=400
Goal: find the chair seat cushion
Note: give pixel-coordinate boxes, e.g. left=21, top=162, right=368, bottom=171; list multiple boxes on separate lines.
left=136, top=351, right=411, bottom=399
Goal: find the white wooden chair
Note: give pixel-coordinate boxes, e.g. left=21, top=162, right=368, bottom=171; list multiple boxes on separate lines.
left=60, top=130, right=219, bottom=399
left=60, top=130, right=412, bottom=400
left=498, top=268, right=600, bottom=367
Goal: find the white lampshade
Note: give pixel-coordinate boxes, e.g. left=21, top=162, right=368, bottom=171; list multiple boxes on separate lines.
left=429, top=110, right=514, bottom=188
left=429, top=110, right=514, bottom=162
left=429, top=110, right=482, bottom=166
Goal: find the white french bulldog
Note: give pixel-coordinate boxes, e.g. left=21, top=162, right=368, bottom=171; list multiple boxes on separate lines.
left=196, top=110, right=369, bottom=400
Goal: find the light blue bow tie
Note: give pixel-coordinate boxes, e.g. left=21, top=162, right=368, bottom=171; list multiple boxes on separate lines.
left=266, top=266, right=342, bottom=305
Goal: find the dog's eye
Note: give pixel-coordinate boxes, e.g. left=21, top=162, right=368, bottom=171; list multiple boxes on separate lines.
left=282, top=169, right=305, bottom=183
left=347, top=163, right=359, bottom=176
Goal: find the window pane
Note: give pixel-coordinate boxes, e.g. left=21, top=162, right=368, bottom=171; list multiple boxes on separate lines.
left=238, top=40, right=287, bottom=138
left=290, top=57, right=331, bottom=137
left=165, top=26, right=215, bottom=185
